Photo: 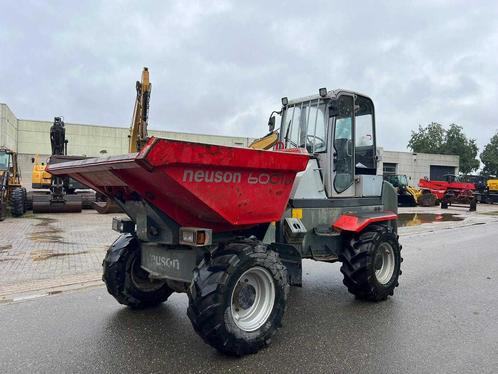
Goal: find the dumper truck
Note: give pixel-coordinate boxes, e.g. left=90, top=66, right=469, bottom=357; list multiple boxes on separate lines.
left=48, top=88, right=402, bottom=356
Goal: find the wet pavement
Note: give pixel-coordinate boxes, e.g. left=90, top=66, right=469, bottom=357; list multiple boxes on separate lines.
left=397, top=212, right=464, bottom=227
left=1, top=220, right=497, bottom=373
left=0, top=212, right=120, bottom=299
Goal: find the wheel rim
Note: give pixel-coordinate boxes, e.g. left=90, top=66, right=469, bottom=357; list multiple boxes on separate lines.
left=230, top=267, right=275, bottom=332
left=130, top=257, right=166, bottom=292
left=374, top=243, right=395, bottom=285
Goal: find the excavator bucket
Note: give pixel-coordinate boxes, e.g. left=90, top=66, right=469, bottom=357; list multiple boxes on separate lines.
left=47, top=137, right=309, bottom=232
left=32, top=193, right=82, bottom=213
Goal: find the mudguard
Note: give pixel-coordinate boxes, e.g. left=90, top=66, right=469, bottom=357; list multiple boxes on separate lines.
left=332, top=211, right=397, bottom=233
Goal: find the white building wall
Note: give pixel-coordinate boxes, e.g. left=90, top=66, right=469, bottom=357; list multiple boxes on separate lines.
left=0, top=104, right=18, bottom=151
left=16, top=119, right=253, bottom=157
left=378, top=148, right=459, bottom=186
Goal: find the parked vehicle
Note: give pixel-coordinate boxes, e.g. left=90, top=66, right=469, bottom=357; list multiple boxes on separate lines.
left=0, top=147, right=26, bottom=220
left=419, top=174, right=477, bottom=211
left=48, top=89, right=402, bottom=356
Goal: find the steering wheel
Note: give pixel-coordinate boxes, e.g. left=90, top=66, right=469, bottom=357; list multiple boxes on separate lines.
left=306, top=134, right=326, bottom=152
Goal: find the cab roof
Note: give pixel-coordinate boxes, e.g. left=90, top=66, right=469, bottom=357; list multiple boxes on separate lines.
left=286, top=89, right=373, bottom=106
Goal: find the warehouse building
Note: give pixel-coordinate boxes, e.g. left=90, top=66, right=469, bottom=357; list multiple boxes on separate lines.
left=1, top=102, right=458, bottom=187
left=378, top=148, right=459, bottom=186
left=1, top=103, right=253, bottom=182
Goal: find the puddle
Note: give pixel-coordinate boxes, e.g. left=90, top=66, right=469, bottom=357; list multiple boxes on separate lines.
left=398, top=213, right=464, bottom=227
left=30, top=249, right=88, bottom=261
left=33, top=217, right=58, bottom=227
left=27, top=216, right=74, bottom=244
left=482, top=211, right=498, bottom=216
left=0, top=244, right=12, bottom=252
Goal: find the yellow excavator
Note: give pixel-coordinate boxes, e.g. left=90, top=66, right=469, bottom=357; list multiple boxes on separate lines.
left=0, top=147, right=26, bottom=220
left=129, top=67, right=152, bottom=153
left=249, top=131, right=279, bottom=150
left=92, top=67, right=152, bottom=213
left=31, top=155, right=52, bottom=189
left=31, top=117, right=93, bottom=213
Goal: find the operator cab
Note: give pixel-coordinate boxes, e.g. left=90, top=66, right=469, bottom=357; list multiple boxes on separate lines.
left=275, top=89, right=380, bottom=199
left=0, top=149, right=13, bottom=171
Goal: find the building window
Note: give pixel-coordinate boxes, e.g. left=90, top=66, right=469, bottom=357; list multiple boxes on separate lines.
left=383, top=162, right=397, bottom=175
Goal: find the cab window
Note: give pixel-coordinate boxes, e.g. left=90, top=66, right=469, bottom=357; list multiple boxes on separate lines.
left=282, top=99, right=327, bottom=153
left=332, top=95, right=354, bottom=193
left=354, top=96, right=376, bottom=173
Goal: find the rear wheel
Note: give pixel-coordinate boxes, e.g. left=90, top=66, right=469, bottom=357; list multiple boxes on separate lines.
left=339, top=224, right=402, bottom=301
left=102, top=234, right=174, bottom=308
left=10, top=188, right=25, bottom=217
left=418, top=191, right=436, bottom=207
left=187, top=239, right=288, bottom=356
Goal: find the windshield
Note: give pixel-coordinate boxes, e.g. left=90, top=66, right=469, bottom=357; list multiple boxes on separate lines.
left=0, top=152, right=10, bottom=170
left=384, top=175, right=407, bottom=187
left=282, top=99, right=327, bottom=153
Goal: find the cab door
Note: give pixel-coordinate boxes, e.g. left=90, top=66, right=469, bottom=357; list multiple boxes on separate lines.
left=330, top=94, right=356, bottom=197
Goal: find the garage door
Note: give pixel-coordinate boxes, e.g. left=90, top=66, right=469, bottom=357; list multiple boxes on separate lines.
left=430, top=165, right=456, bottom=181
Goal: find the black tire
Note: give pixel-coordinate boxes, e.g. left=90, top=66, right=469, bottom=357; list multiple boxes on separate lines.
left=21, top=187, right=28, bottom=212
left=0, top=200, right=6, bottom=221
left=417, top=191, right=436, bottom=207
left=187, top=239, right=289, bottom=356
left=339, top=224, right=402, bottom=301
left=102, top=234, right=174, bottom=309
left=10, top=188, right=25, bottom=217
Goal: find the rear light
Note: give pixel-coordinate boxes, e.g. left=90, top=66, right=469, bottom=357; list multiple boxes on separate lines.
left=112, top=217, right=135, bottom=233
left=179, top=227, right=212, bottom=246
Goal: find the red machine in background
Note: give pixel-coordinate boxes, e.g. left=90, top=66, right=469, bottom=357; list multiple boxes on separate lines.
left=419, top=174, right=477, bottom=211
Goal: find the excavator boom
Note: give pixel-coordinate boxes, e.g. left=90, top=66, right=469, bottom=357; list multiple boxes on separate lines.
left=129, top=67, right=152, bottom=153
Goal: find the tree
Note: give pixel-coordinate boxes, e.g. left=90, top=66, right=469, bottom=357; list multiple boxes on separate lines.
left=407, top=122, right=480, bottom=174
left=407, top=122, right=445, bottom=154
left=480, top=133, right=498, bottom=176
left=443, top=124, right=480, bottom=174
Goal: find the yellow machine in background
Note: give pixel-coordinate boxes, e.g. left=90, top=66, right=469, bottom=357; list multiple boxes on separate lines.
left=31, top=155, right=52, bottom=189
left=0, top=147, right=26, bottom=220
left=129, top=67, right=152, bottom=153
left=92, top=67, right=151, bottom=213
left=488, top=178, right=498, bottom=192
left=383, top=174, right=422, bottom=206
left=249, top=131, right=279, bottom=150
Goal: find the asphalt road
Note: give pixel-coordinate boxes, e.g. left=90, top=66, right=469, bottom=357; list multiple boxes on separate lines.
left=1, top=221, right=497, bottom=374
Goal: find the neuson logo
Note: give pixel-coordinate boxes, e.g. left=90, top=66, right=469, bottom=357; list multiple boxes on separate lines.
left=151, top=254, right=180, bottom=271
left=182, top=169, right=294, bottom=185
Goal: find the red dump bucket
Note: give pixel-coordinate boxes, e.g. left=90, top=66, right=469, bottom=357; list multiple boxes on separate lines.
left=47, top=137, right=309, bottom=232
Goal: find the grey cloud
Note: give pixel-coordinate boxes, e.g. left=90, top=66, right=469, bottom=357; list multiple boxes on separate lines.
left=0, top=0, right=497, bottom=151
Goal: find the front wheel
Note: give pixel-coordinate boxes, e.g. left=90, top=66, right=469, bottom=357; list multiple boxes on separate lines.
left=187, top=239, right=289, bottom=356
left=339, top=224, right=402, bottom=301
left=10, top=187, right=25, bottom=217
left=102, top=234, right=173, bottom=308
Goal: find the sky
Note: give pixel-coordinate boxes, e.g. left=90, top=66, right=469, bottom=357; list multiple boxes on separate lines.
left=0, top=0, right=497, bottom=152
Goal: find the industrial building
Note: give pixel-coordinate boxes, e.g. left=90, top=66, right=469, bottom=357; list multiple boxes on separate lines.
left=1, top=103, right=253, bottom=183
left=1, top=102, right=458, bottom=187
left=379, top=148, right=459, bottom=186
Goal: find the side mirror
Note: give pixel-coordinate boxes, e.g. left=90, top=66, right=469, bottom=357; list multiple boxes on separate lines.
left=268, top=116, right=276, bottom=132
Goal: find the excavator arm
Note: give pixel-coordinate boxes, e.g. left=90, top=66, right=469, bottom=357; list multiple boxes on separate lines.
left=129, top=67, right=152, bottom=153
left=248, top=131, right=279, bottom=150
